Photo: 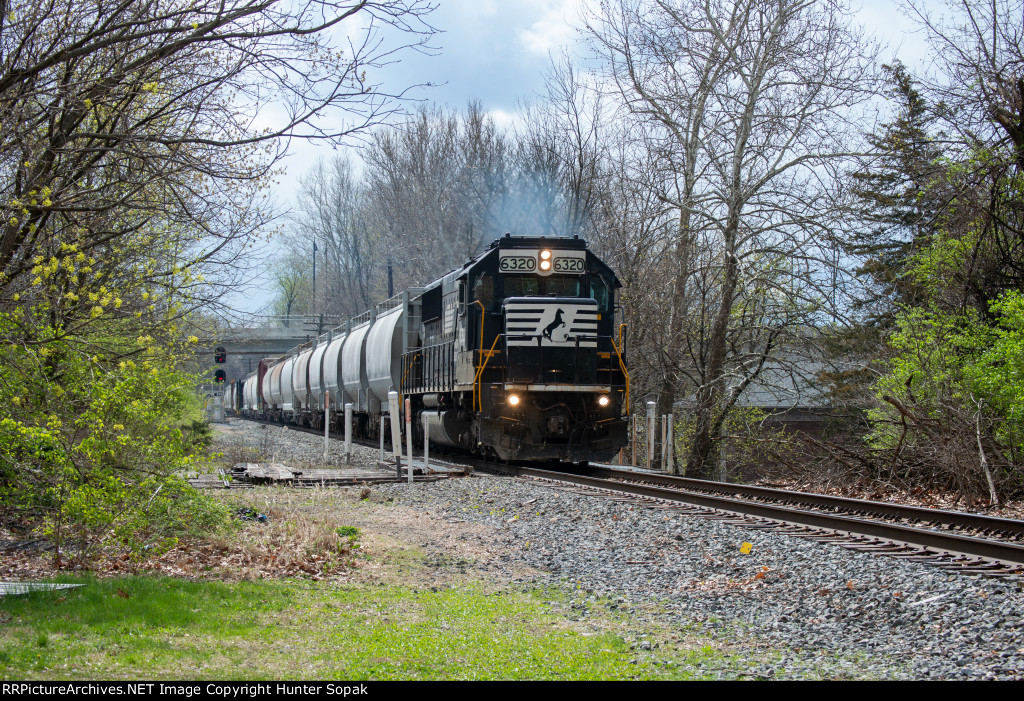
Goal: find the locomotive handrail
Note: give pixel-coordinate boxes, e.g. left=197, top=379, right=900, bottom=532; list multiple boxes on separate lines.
left=474, top=334, right=502, bottom=412
left=610, top=335, right=630, bottom=413
left=400, top=352, right=420, bottom=398
left=402, top=339, right=457, bottom=394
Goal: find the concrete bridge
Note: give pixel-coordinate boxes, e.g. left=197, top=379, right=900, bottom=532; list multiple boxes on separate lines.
left=197, top=314, right=343, bottom=386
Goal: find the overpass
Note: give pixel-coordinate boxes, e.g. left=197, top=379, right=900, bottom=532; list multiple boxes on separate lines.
left=197, top=314, right=344, bottom=385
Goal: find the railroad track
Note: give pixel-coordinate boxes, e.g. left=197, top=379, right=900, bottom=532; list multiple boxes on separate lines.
left=477, top=462, right=1024, bottom=578
left=590, top=465, right=1024, bottom=540
left=232, top=415, right=1024, bottom=577
left=228, top=415, right=466, bottom=483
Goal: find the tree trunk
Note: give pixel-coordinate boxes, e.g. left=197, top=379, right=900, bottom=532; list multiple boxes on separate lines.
left=686, top=215, right=740, bottom=478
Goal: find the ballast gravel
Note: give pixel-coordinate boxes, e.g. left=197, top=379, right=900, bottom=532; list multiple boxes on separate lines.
left=223, top=420, right=1024, bottom=680
left=375, top=476, right=1024, bottom=680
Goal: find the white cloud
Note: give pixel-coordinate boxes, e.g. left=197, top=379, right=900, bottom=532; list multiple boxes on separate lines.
left=487, top=107, right=520, bottom=130
left=518, top=0, right=580, bottom=56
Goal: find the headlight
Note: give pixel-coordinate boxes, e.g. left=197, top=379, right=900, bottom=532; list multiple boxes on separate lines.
left=539, top=259, right=551, bottom=271
left=540, top=250, right=552, bottom=260
left=507, top=394, right=520, bottom=406
left=598, top=396, right=610, bottom=407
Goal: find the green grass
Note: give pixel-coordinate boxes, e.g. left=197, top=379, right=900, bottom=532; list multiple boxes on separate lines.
left=0, top=577, right=729, bottom=680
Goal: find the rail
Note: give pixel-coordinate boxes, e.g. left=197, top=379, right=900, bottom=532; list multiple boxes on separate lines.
left=482, top=463, right=1024, bottom=570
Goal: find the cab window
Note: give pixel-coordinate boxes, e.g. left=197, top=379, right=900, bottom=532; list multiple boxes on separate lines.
left=473, top=274, right=494, bottom=308
left=545, top=275, right=581, bottom=297
left=504, top=276, right=538, bottom=297
left=503, top=275, right=581, bottom=298
left=589, top=275, right=609, bottom=311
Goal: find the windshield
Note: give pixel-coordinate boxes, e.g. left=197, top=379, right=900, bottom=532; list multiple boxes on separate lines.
left=503, top=275, right=581, bottom=298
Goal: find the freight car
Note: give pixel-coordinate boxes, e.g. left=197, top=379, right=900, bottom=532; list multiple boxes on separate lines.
left=238, top=234, right=629, bottom=463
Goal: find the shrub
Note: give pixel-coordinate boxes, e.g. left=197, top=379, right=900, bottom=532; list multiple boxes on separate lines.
left=0, top=310, right=230, bottom=567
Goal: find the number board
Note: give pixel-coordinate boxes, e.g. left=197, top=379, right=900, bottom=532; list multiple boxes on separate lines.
left=498, top=255, right=536, bottom=272
left=552, top=256, right=585, bottom=273
left=498, top=250, right=586, bottom=276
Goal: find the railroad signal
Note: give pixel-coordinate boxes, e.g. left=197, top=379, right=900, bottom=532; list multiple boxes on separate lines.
left=214, top=346, right=226, bottom=363
left=214, top=369, right=226, bottom=383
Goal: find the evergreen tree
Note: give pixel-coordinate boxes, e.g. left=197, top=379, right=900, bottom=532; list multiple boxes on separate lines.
left=847, top=62, right=947, bottom=326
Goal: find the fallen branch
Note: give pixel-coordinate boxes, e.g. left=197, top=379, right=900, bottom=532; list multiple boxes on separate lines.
left=973, top=397, right=999, bottom=507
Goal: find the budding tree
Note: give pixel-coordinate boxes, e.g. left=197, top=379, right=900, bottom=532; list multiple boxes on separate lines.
left=0, top=0, right=437, bottom=559
left=0, top=0, right=436, bottom=333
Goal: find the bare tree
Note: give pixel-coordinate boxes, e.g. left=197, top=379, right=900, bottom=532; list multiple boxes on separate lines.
left=586, top=0, right=876, bottom=477
left=908, top=0, right=1024, bottom=170
left=0, top=0, right=437, bottom=340
left=363, top=103, right=510, bottom=290
left=292, top=155, right=382, bottom=318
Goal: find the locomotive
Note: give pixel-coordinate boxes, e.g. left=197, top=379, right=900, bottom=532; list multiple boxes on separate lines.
left=234, top=234, right=630, bottom=463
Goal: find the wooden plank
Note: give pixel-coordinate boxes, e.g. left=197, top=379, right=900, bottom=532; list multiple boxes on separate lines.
left=263, top=463, right=297, bottom=481
left=245, top=464, right=267, bottom=480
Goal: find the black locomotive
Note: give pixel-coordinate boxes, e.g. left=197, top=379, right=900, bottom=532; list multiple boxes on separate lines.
left=238, top=234, right=630, bottom=463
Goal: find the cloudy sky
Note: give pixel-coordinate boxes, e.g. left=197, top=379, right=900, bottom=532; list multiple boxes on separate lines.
left=230, top=0, right=930, bottom=315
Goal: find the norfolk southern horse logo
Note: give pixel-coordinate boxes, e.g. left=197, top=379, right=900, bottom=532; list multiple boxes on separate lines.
left=505, top=300, right=598, bottom=348
left=541, top=308, right=567, bottom=343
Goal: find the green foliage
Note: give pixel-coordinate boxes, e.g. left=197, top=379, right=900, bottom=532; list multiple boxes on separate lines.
left=44, top=474, right=232, bottom=561
left=186, top=420, right=215, bottom=450
left=0, top=301, right=230, bottom=565
left=868, top=305, right=990, bottom=444
left=335, top=525, right=361, bottom=543
left=847, top=54, right=1024, bottom=499
left=868, top=290, right=1024, bottom=496
left=962, top=292, right=1024, bottom=457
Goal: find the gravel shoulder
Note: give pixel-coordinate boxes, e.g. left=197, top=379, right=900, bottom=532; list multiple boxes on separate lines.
left=134, top=421, right=1024, bottom=679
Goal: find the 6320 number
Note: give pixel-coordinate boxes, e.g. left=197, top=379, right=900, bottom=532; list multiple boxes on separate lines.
left=499, top=256, right=536, bottom=271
